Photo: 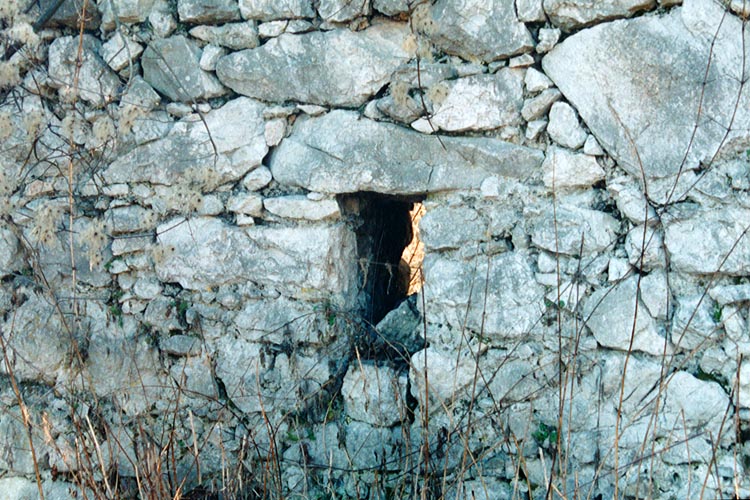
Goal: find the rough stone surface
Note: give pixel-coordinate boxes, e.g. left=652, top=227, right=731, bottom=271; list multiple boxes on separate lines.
left=270, top=110, right=544, bottom=195
left=105, top=97, right=267, bottom=185
left=263, top=195, right=341, bottom=220
left=543, top=0, right=750, bottom=182
left=0, top=226, right=22, bottom=277
left=516, top=0, right=546, bottom=22
left=189, top=22, right=260, bottom=50
left=318, top=0, right=371, bottom=22
left=542, top=146, right=605, bottom=189
left=373, top=0, right=409, bottom=16
left=178, top=0, right=240, bottom=23
left=527, top=203, right=619, bottom=255
left=155, top=217, right=357, bottom=298
left=544, top=0, right=657, bottom=31
left=547, top=102, right=587, bottom=149
left=584, top=276, right=671, bottom=355
left=47, top=36, right=120, bottom=107
left=430, top=69, right=523, bottom=132
left=424, top=252, right=545, bottom=339
left=342, top=364, right=406, bottom=426
left=142, top=35, right=226, bottom=101
left=239, top=0, right=315, bottom=20
left=521, top=88, right=562, bottom=121
left=101, top=33, right=144, bottom=72
left=216, top=22, right=410, bottom=107
left=101, top=0, right=154, bottom=27
left=426, top=0, right=534, bottom=62
left=0, top=293, right=67, bottom=383
left=665, top=208, right=750, bottom=275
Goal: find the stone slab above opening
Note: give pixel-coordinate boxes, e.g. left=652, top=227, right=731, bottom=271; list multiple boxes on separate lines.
left=269, top=110, right=544, bottom=195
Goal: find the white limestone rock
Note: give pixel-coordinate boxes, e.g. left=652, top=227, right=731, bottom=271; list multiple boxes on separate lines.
left=178, top=0, right=240, bottom=23
left=239, top=0, right=315, bottom=20
left=0, top=226, right=22, bottom=277
left=425, top=0, right=534, bottom=62
left=148, top=10, right=177, bottom=37
left=516, top=0, right=546, bottom=22
left=547, top=102, right=587, bottom=149
left=423, top=252, right=545, bottom=339
left=419, top=206, right=485, bottom=249
left=270, top=110, right=544, bottom=195
left=625, top=224, right=665, bottom=270
left=142, top=35, right=226, bottom=102
left=583, top=276, right=671, bottom=355
left=242, top=166, right=273, bottom=191
left=544, top=0, right=657, bottom=31
left=155, top=217, right=357, bottom=298
left=525, top=119, right=547, bottom=140
left=521, top=88, right=562, bottom=121
left=660, top=371, right=729, bottom=440
left=342, top=364, right=407, bottom=427
left=536, top=27, right=561, bottom=53
left=373, top=0, right=409, bottom=16
left=107, top=205, right=155, bottom=234
left=640, top=270, right=670, bottom=320
left=264, top=118, right=286, bottom=146
left=583, top=135, right=604, bottom=155
left=608, top=177, right=657, bottom=224
left=671, top=294, right=718, bottom=351
left=189, top=22, right=260, bottom=50
left=199, top=44, right=227, bottom=71
left=709, top=284, right=750, bottom=306
left=542, top=146, right=605, bottom=190
left=101, top=32, right=143, bottom=72
left=542, top=0, right=750, bottom=182
left=0, top=292, right=67, bottom=383
left=101, top=0, right=154, bottom=28
left=263, top=195, right=341, bottom=220
left=525, top=67, right=553, bottom=93
left=105, top=97, right=267, bottom=186
left=665, top=208, right=750, bottom=275
left=527, top=203, right=619, bottom=255
left=47, top=35, right=120, bottom=107
left=318, top=0, right=371, bottom=22
left=227, top=192, right=264, bottom=216
left=216, top=22, right=410, bottom=107
left=410, top=346, right=478, bottom=404
left=430, top=69, right=524, bottom=132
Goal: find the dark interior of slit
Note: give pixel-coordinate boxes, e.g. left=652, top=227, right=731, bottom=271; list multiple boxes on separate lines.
left=344, top=192, right=417, bottom=326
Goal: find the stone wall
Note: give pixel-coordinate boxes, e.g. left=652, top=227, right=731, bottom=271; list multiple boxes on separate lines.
left=0, top=0, right=749, bottom=498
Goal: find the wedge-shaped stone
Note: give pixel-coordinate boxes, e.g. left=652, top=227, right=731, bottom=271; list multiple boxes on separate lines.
left=216, top=22, right=411, bottom=106
left=583, top=276, right=672, bottom=356
left=142, top=35, right=226, bottom=101
left=542, top=0, right=750, bottom=185
left=104, top=97, right=267, bottom=185
left=426, top=0, right=534, bottom=62
left=270, top=110, right=544, bottom=195
left=544, top=0, right=656, bottom=31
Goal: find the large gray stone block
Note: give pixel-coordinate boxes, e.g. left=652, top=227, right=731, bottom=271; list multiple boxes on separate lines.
left=216, top=22, right=411, bottom=106
left=270, top=110, right=544, bottom=195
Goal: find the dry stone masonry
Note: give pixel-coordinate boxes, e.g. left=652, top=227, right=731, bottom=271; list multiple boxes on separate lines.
left=0, top=0, right=749, bottom=498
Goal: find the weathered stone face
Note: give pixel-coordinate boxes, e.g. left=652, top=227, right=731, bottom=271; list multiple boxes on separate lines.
left=543, top=0, right=750, bottom=185
left=269, top=110, right=544, bottom=194
left=215, top=22, right=412, bottom=107
left=4, top=0, right=750, bottom=497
